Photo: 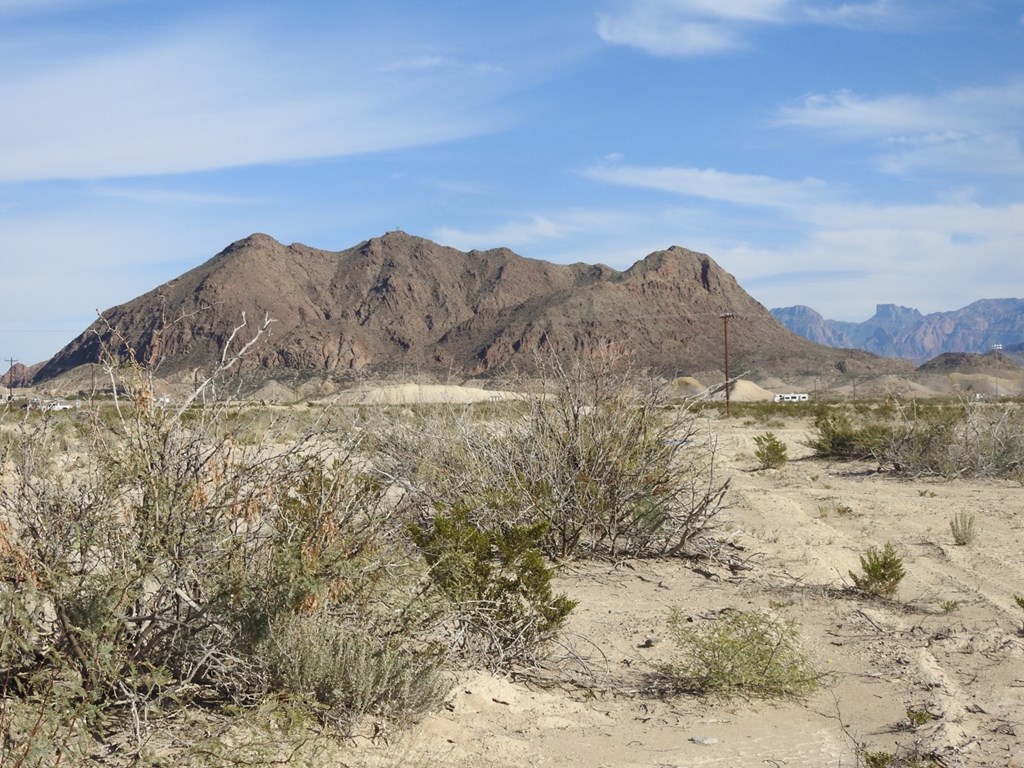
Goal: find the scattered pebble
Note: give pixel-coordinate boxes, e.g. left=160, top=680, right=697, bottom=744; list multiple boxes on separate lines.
left=690, top=735, right=718, bottom=746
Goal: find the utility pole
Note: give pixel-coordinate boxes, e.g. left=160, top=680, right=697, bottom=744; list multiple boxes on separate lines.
left=4, top=357, right=16, bottom=404
left=993, top=344, right=1002, bottom=399
left=719, top=312, right=735, bottom=417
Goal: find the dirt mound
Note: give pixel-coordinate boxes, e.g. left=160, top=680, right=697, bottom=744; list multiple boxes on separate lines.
left=667, top=376, right=707, bottom=397
left=351, top=384, right=523, bottom=405
left=717, top=379, right=775, bottom=402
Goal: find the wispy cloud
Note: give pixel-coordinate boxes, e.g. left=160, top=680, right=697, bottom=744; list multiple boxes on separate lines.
left=876, top=133, right=1024, bottom=176
left=436, top=209, right=640, bottom=250
left=775, top=79, right=1024, bottom=176
left=596, top=0, right=788, bottom=56
left=0, top=25, right=507, bottom=183
left=90, top=185, right=263, bottom=205
left=597, top=0, right=923, bottom=57
left=583, top=161, right=829, bottom=209
left=776, top=80, right=1024, bottom=137
left=803, top=0, right=910, bottom=29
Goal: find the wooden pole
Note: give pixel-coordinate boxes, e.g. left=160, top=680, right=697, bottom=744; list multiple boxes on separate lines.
left=719, top=313, right=735, bottom=417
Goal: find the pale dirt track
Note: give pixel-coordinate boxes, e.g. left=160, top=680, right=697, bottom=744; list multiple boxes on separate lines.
left=346, top=417, right=1024, bottom=768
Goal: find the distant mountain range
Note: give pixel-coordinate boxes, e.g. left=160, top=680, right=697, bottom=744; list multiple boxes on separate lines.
left=30, top=232, right=903, bottom=385
left=770, top=300, right=1024, bottom=362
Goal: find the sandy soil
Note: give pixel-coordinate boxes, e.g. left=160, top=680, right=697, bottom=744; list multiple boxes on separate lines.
left=346, top=416, right=1024, bottom=768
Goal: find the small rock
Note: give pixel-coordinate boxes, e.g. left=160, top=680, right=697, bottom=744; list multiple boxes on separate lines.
left=690, top=735, right=718, bottom=746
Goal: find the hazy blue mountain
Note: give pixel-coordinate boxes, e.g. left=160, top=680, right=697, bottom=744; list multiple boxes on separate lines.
left=771, top=299, right=1024, bottom=361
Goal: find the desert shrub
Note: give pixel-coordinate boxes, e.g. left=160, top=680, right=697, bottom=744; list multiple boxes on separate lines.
left=408, top=508, right=577, bottom=667
left=0, top=317, right=446, bottom=759
left=374, top=351, right=730, bottom=560
left=804, top=406, right=892, bottom=461
left=948, top=512, right=978, bottom=546
left=259, top=614, right=449, bottom=728
left=651, top=608, right=817, bottom=697
left=850, top=542, right=906, bottom=598
left=809, top=400, right=1024, bottom=480
left=753, top=431, right=787, bottom=469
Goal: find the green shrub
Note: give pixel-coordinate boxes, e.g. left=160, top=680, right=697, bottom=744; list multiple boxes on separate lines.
left=753, top=431, right=788, bottom=469
left=948, top=512, right=978, bottom=546
left=850, top=542, right=906, bottom=597
left=652, top=609, right=818, bottom=697
left=408, top=508, right=577, bottom=667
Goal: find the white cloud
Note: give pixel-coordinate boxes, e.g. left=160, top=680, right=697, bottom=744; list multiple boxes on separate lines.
left=775, top=80, right=1024, bottom=176
left=597, top=0, right=925, bottom=57
left=90, top=185, right=263, bottom=205
left=776, top=81, right=1024, bottom=137
left=597, top=14, right=742, bottom=56
left=570, top=157, right=1024, bottom=316
left=436, top=209, right=639, bottom=250
left=876, top=133, right=1024, bottom=176
left=803, top=0, right=908, bottom=29
left=0, top=25, right=505, bottom=182
left=596, top=0, right=788, bottom=56
left=583, top=161, right=829, bottom=209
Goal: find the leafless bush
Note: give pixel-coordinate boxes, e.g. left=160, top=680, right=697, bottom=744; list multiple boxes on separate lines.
left=374, top=351, right=730, bottom=561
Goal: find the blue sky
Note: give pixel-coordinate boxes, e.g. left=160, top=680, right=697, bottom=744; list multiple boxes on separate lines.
left=2, top=0, right=1023, bottom=365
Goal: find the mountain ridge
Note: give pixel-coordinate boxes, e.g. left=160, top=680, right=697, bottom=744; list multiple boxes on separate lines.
left=33, top=232, right=905, bottom=384
left=771, top=300, right=1024, bottom=361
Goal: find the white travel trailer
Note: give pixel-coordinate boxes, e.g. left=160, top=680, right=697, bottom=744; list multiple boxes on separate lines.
left=773, top=393, right=809, bottom=403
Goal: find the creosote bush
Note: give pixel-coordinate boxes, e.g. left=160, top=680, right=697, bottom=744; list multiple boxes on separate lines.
left=850, top=542, right=906, bottom=598
left=753, top=431, right=788, bottom=469
left=652, top=608, right=817, bottom=697
left=408, top=508, right=577, bottom=667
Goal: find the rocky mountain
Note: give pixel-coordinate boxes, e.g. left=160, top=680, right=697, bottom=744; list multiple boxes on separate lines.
left=35, top=232, right=903, bottom=384
left=771, top=300, right=1024, bottom=361
left=1, top=361, right=43, bottom=389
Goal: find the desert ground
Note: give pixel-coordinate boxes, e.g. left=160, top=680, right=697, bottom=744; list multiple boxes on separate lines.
left=340, top=413, right=1024, bottom=768
left=5, top=373, right=1023, bottom=767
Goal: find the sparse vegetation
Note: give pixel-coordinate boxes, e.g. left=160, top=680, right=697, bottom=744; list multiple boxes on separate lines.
left=753, top=431, right=788, bottom=469
left=850, top=542, right=907, bottom=598
left=949, top=512, right=978, bottom=545
left=903, top=707, right=934, bottom=729
left=374, top=352, right=731, bottom=561
left=651, top=608, right=818, bottom=698
left=807, top=400, right=1024, bottom=480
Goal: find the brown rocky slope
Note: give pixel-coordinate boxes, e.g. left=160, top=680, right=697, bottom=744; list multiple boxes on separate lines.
left=34, top=232, right=905, bottom=383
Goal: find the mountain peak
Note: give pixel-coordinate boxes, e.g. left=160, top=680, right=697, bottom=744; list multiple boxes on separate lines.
left=34, top=233, right=901, bottom=383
